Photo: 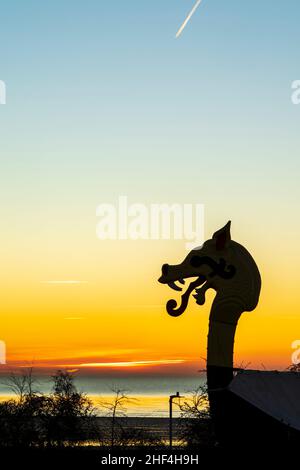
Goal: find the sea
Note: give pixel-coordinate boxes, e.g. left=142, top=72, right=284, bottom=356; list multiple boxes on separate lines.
left=0, top=374, right=206, bottom=417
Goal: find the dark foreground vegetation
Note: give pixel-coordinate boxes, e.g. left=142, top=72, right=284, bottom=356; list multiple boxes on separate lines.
left=0, top=369, right=213, bottom=450
left=0, top=369, right=299, bottom=465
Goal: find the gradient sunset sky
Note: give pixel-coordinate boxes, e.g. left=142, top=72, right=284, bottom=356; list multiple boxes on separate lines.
left=1, top=0, right=300, bottom=375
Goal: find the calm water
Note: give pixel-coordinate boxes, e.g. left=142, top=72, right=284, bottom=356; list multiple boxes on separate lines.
left=0, top=375, right=205, bottom=417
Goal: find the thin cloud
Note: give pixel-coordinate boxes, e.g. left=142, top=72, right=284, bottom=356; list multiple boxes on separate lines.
left=64, top=317, right=86, bottom=320
left=128, top=305, right=165, bottom=309
left=72, top=359, right=186, bottom=368
left=41, top=280, right=88, bottom=285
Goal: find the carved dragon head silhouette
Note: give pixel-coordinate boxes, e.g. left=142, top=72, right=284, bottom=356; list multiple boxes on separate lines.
left=158, top=222, right=261, bottom=318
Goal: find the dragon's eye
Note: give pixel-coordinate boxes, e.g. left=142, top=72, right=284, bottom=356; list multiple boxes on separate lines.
left=190, top=256, right=202, bottom=267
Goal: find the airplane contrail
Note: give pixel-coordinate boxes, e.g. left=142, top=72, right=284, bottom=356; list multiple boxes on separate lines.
left=175, top=0, right=203, bottom=38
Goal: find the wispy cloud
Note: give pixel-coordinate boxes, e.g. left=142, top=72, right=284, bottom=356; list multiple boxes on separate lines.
left=64, top=317, right=85, bottom=320
left=175, top=0, right=203, bottom=39
left=72, top=359, right=186, bottom=369
left=40, top=280, right=88, bottom=285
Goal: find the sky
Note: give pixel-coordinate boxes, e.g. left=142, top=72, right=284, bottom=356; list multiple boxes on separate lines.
left=0, top=0, right=300, bottom=375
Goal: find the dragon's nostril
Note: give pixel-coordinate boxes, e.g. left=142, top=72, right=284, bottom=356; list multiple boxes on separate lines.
left=162, top=264, right=169, bottom=276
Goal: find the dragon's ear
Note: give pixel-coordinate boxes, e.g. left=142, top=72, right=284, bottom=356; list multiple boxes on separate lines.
left=212, top=221, right=231, bottom=251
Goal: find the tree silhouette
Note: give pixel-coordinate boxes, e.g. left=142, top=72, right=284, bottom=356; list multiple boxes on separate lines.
left=48, top=370, right=95, bottom=446
left=179, top=386, right=213, bottom=447
left=99, top=387, right=137, bottom=447
left=0, top=369, right=96, bottom=448
left=4, top=367, right=39, bottom=403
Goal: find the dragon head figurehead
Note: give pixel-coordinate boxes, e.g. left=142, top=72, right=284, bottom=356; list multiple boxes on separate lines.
left=158, top=221, right=261, bottom=319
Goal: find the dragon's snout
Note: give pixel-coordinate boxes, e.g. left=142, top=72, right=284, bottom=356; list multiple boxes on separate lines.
left=158, top=222, right=238, bottom=316
left=158, top=264, right=186, bottom=291
left=161, top=264, right=169, bottom=276
left=158, top=260, right=209, bottom=316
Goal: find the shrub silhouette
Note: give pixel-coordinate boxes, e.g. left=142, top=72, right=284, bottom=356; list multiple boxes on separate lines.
left=0, top=370, right=96, bottom=448
left=179, top=385, right=214, bottom=448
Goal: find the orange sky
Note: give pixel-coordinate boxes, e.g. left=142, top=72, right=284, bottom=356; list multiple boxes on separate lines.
left=1, top=233, right=299, bottom=375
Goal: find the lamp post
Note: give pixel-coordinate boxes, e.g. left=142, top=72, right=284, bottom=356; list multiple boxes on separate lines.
left=169, top=391, right=184, bottom=448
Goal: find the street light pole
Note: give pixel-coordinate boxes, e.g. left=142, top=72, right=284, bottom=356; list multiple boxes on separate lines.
left=169, top=392, right=184, bottom=448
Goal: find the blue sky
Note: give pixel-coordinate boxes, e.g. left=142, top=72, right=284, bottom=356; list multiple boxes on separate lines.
left=1, top=0, right=300, bottom=255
